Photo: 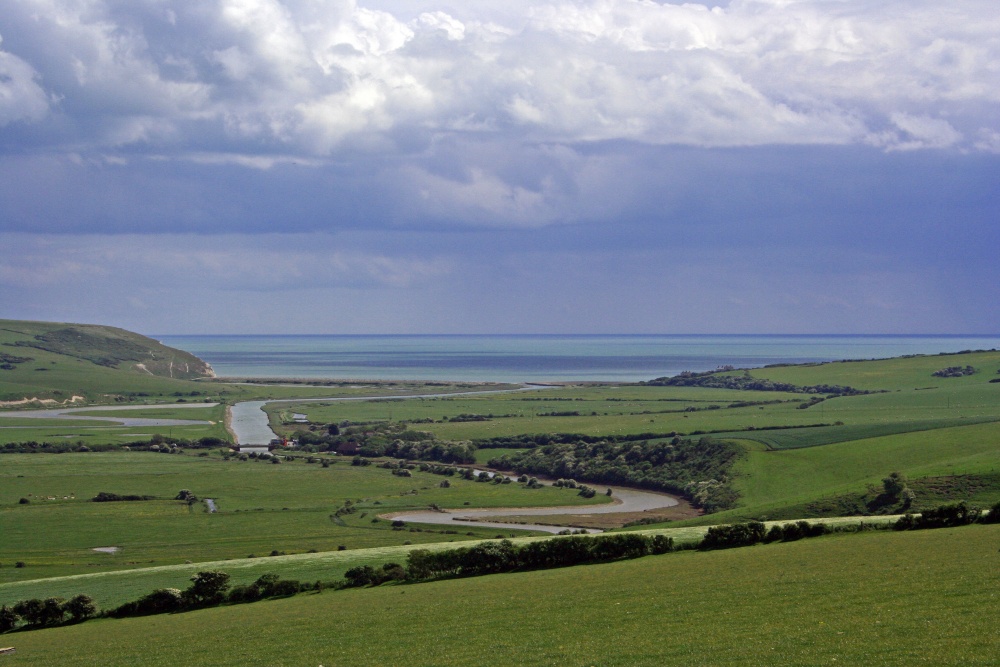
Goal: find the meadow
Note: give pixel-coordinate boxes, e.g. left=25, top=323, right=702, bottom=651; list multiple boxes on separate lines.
left=4, top=524, right=997, bottom=666
left=0, top=451, right=610, bottom=589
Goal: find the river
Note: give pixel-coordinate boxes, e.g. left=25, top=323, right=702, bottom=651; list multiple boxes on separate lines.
left=0, top=403, right=218, bottom=428
left=228, top=389, right=681, bottom=533
left=386, top=483, right=679, bottom=534
left=227, top=386, right=549, bottom=445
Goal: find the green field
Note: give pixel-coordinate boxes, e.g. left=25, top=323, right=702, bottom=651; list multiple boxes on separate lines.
left=0, top=452, right=610, bottom=586
left=4, top=524, right=997, bottom=666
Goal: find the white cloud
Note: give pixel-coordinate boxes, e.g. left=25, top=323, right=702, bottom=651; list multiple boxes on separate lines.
left=0, top=0, right=997, bottom=156
left=871, top=112, right=964, bottom=151
left=0, top=39, right=50, bottom=125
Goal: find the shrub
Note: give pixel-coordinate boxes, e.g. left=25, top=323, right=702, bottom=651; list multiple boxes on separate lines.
left=175, top=489, right=198, bottom=503
left=183, top=571, right=230, bottom=607
left=981, top=501, right=1000, bottom=524
left=111, top=588, right=183, bottom=617
left=63, top=594, right=97, bottom=621
left=0, top=605, right=17, bottom=632
left=92, top=492, right=155, bottom=502
left=897, top=502, right=982, bottom=530
left=650, top=535, right=673, bottom=555
left=12, top=599, right=44, bottom=626
left=226, top=584, right=263, bottom=604
left=700, top=522, right=767, bottom=550
left=344, top=565, right=378, bottom=587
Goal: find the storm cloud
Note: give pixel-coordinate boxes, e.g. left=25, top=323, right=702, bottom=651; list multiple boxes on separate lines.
left=1, top=0, right=998, bottom=333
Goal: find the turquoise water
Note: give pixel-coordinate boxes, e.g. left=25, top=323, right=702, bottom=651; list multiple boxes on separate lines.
left=157, top=334, right=1000, bottom=383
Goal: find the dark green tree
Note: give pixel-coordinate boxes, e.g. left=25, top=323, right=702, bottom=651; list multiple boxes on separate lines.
left=882, top=472, right=907, bottom=498
left=0, top=605, right=18, bottom=632
left=63, top=594, right=97, bottom=621
left=184, top=570, right=230, bottom=606
left=12, top=599, right=44, bottom=626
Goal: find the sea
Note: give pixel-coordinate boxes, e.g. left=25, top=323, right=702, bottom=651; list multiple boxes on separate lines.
left=156, top=334, right=1000, bottom=384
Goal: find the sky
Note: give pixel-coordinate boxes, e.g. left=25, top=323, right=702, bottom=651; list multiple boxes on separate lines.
left=1, top=0, right=998, bottom=335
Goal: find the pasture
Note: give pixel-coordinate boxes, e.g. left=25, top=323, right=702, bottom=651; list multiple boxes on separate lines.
left=0, top=452, right=609, bottom=586
left=4, top=524, right=997, bottom=666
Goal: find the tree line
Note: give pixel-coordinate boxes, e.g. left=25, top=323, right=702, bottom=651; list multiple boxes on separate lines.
left=487, top=436, right=743, bottom=512
left=3, top=501, right=995, bottom=634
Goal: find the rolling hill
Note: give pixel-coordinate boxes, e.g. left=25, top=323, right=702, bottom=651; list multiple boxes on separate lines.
left=0, top=319, right=214, bottom=405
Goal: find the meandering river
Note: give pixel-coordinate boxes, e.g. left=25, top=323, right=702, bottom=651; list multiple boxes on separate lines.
left=226, top=388, right=681, bottom=532
left=386, top=483, right=679, bottom=534
left=0, top=392, right=681, bottom=534
left=228, top=386, right=550, bottom=445
left=0, top=403, right=218, bottom=428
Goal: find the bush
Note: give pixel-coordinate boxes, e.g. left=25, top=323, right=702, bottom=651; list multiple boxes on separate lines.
left=344, top=565, right=378, bottom=587
left=981, top=501, right=1000, bottom=524
left=700, top=522, right=767, bottom=550
left=63, top=594, right=97, bottom=621
left=895, top=502, right=981, bottom=530
left=111, top=588, right=183, bottom=617
left=175, top=489, right=198, bottom=503
left=650, top=535, right=673, bottom=555
left=92, top=492, right=155, bottom=502
left=183, top=571, right=230, bottom=607
left=0, top=605, right=17, bottom=632
left=12, top=599, right=44, bottom=626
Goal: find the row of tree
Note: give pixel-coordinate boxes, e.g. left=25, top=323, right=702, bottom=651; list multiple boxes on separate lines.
left=487, top=436, right=743, bottom=512
left=643, top=369, right=868, bottom=396
left=0, top=595, right=96, bottom=631
left=698, top=500, right=1000, bottom=552
left=6, top=501, right=996, bottom=634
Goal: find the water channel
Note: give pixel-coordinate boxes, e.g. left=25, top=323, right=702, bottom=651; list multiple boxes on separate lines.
left=0, top=393, right=682, bottom=534
left=0, top=403, right=218, bottom=428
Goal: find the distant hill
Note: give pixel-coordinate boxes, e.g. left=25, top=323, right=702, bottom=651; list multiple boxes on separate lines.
left=0, top=319, right=214, bottom=404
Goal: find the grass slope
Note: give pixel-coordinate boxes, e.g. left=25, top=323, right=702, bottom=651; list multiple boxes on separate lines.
left=4, top=525, right=997, bottom=666
left=0, top=319, right=213, bottom=403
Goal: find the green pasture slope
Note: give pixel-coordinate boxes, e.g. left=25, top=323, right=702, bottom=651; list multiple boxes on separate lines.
left=0, top=319, right=215, bottom=403
left=6, top=525, right=998, bottom=666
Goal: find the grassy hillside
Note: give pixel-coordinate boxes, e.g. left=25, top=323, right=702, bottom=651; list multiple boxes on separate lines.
left=0, top=319, right=214, bottom=404
left=5, top=524, right=997, bottom=666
